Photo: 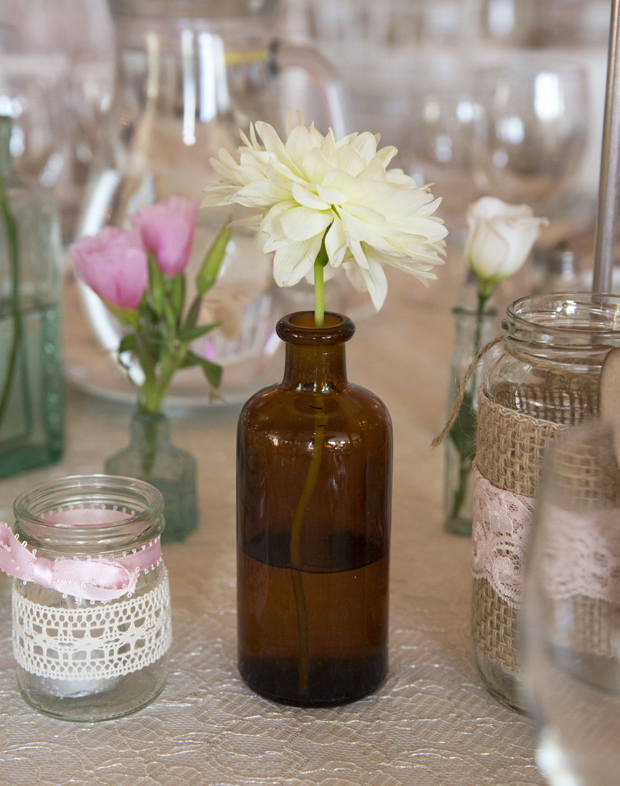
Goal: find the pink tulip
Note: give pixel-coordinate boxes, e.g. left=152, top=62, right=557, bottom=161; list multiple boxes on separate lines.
left=69, top=227, right=148, bottom=311
left=131, top=197, right=199, bottom=277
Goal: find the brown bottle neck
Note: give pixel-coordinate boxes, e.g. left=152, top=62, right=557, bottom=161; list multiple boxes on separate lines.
left=282, top=343, right=348, bottom=391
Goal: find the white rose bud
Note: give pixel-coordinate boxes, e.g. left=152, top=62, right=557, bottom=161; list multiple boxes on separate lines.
left=466, top=197, right=548, bottom=296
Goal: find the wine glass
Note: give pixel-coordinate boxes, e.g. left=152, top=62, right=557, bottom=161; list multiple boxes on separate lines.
left=401, top=73, right=481, bottom=239
left=472, top=57, right=589, bottom=213
left=523, top=420, right=620, bottom=786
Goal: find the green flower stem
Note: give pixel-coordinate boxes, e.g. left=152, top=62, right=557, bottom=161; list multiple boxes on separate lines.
left=448, top=287, right=493, bottom=529
left=450, top=454, right=472, bottom=521
left=290, top=398, right=327, bottom=695
left=0, top=169, right=20, bottom=426
left=314, top=259, right=325, bottom=329
left=287, top=252, right=330, bottom=696
left=473, top=288, right=490, bottom=354
left=140, top=417, right=158, bottom=479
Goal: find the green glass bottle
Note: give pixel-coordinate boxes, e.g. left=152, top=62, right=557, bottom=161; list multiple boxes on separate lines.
left=0, top=115, right=64, bottom=478
left=105, top=412, right=198, bottom=544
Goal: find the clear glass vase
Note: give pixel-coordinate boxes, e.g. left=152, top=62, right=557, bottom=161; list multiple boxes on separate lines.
left=76, top=1, right=351, bottom=406
left=105, top=412, right=198, bottom=543
left=0, top=115, right=64, bottom=479
left=443, top=306, right=496, bottom=536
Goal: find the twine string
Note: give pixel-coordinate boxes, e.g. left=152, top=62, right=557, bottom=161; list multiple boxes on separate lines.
left=432, top=334, right=503, bottom=450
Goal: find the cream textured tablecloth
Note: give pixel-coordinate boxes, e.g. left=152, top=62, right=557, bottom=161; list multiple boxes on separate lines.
left=0, top=271, right=544, bottom=786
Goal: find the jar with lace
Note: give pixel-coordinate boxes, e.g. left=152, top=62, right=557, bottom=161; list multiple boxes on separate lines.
left=3, top=475, right=171, bottom=721
left=472, top=293, right=620, bottom=712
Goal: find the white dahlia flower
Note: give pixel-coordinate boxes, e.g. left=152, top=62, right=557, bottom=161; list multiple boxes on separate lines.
left=202, top=110, right=447, bottom=311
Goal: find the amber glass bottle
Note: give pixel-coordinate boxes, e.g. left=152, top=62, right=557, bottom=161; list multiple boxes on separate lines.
left=237, top=311, right=392, bottom=706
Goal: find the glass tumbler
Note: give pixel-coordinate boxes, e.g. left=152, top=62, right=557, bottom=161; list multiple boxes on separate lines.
left=523, top=421, right=620, bottom=786
left=7, top=475, right=171, bottom=721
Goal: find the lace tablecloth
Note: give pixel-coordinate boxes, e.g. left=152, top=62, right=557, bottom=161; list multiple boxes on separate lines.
left=0, top=274, right=544, bottom=786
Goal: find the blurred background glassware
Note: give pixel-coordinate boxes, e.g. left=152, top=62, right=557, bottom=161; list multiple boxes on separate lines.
left=402, top=73, right=481, bottom=240
left=75, top=0, right=350, bottom=407
left=523, top=420, right=620, bottom=786
left=0, top=115, right=64, bottom=478
left=472, top=57, right=589, bottom=215
left=0, top=0, right=115, bottom=243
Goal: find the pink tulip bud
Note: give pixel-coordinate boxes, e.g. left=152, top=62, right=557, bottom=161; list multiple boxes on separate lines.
left=69, top=227, right=148, bottom=311
left=131, top=197, right=199, bottom=277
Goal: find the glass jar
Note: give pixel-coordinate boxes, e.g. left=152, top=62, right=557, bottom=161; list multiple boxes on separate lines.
left=9, top=475, right=171, bottom=721
left=443, top=305, right=496, bottom=536
left=472, top=293, right=620, bottom=712
left=0, top=115, right=64, bottom=478
left=237, top=312, right=392, bottom=706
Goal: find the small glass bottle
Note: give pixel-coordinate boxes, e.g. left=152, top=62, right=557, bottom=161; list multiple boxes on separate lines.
left=0, top=115, right=64, bottom=478
left=105, top=412, right=198, bottom=543
left=473, top=293, right=620, bottom=712
left=237, top=311, right=392, bottom=707
left=443, top=305, right=496, bottom=535
left=11, top=475, right=171, bottom=721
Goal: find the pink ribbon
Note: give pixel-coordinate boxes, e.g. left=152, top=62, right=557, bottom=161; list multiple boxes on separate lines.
left=0, top=523, right=162, bottom=602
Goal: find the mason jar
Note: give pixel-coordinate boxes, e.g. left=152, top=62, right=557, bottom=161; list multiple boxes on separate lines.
left=9, top=475, right=171, bottom=721
left=472, top=293, right=620, bottom=711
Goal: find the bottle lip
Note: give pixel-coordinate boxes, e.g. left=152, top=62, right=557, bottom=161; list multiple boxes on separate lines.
left=13, top=475, right=164, bottom=551
left=276, top=311, right=356, bottom=346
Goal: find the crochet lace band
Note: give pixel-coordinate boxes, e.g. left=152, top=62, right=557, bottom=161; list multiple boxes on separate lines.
left=13, top=569, right=172, bottom=681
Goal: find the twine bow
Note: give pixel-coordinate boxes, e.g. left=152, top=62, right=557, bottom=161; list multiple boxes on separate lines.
left=0, top=523, right=162, bottom=602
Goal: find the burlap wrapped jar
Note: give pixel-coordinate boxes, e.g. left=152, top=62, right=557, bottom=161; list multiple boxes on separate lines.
left=472, top=293, right=620, bottom=712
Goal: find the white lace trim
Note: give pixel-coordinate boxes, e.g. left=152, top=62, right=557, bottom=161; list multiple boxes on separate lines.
left=12, top=570, right=172, bottom=681
left=541, top=504, right=620, bottom=604
left=472, top=466, right=535, bottom=609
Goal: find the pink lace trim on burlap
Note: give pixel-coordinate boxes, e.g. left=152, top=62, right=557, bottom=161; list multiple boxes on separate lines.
left=473, top=466, right=620, bottom=607
left=472, top=466, right=534, bottom=609
left=540, top=504, right=620, bottom=604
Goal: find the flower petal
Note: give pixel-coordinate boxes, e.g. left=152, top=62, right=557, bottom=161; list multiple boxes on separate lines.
left=302, top=148, right=335, bottom=185
left=316, top=184, right=350, bottom=205
left=343, top=252, right=388, bottom=311
left=235, top=180, right=292, bottom=208
left=352, top=132, right=379, bottom=164
left=256, top=121, right=304, bottom=178
left=376, top=146, right=398, bottom=167
left=336, top=145, right=366, bottom=177
left=325, top=216, right=348, bottom=267
left=292, top=182, right=330, bottom=210
left=273, top=235, right=323, bottom=287
left=279, top=205, right=333, bottom=241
